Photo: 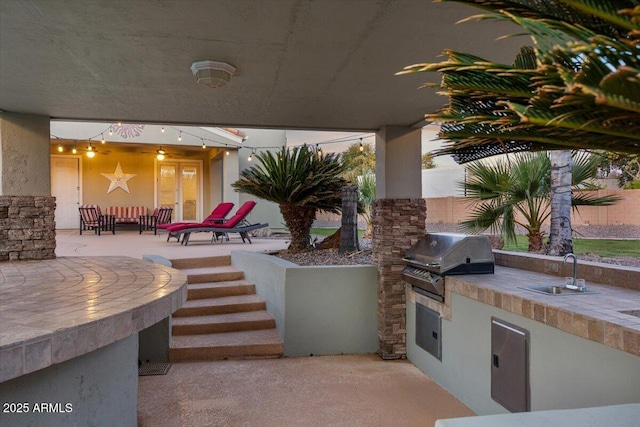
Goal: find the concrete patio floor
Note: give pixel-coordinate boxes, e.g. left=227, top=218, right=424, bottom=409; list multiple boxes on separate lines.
left=55, top=229, right=475, bottom=426
left=137, top=355, right=475, bottom=427
left=55, top=228, right=289, bottom=259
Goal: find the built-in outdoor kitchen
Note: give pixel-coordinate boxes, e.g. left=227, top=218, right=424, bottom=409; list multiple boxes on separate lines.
left=403, top=233, right=640, bottom=419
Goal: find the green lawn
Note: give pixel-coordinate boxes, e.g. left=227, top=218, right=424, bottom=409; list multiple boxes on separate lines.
left=311, top=228, right=366, bottom=238
left=503, top=235, right=640, bottom=257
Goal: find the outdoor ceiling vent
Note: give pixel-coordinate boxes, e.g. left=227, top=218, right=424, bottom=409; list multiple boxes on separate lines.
left=190, top=60, right=236, bottom=89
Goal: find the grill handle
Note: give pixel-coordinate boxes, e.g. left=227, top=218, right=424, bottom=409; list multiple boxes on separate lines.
left=402, top=258, right=440, bottom=269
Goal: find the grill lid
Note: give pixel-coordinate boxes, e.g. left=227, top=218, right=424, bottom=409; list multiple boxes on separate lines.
left=403, top=233, right=494, bottom=274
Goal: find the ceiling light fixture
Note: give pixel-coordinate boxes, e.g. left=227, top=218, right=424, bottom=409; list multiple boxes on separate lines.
left=190, top=60, right=237, bottom=89
left=157, top=153, right=165, bottom=161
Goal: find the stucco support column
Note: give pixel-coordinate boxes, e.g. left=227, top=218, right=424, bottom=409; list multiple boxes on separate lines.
left=0, top=112, right=51, bottom=195
left=373, top=126, right=426, bottom=359
left=0, top=112, right=56, bottom=260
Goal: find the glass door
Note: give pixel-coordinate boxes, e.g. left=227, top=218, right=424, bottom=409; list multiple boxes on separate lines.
left=158, top=161, right=201, bottom=222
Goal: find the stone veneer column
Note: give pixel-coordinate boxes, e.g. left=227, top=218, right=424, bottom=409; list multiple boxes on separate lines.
left=0, top=196, right=56, bottom=261
left=372, top=198, right=426, bottom=359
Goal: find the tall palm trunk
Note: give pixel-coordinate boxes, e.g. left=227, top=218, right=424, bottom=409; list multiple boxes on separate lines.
left=280, top=204, right=316, bottom=252
left=547, top=150, right=573, bottom=256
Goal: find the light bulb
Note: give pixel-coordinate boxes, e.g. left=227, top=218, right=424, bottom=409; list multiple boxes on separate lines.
left=87, top=144, right=93, bottom=151
left=226, top=150, right=230, bottom=156
left=109, top=129, right=113, bottom=136
left=157, top=153, right=165, bottom=161
left=117, top=122, right=122, bottom=126
left=178, top=132, right=182, bottom=141
left=101, top=134, right=105, bottom=144
left=57, top=145, right=63, bottom=152
left=248, top=154, right=252, bottom=161
left=202, top=142, right=206, bottom=149
left=359, top=139, right=364, bottom=152
left=86, top=150, right=96, bottom=159
left=158, top=148, right=165, bottom=155
left=72, top=147, right=77, bottom=154
left=161, top=126, right=165, bottom=133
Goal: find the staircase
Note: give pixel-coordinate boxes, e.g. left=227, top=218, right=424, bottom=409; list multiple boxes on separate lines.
left=169, top=255, right=283, bottom=361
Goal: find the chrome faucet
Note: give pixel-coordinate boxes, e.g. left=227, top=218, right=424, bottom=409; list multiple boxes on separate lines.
left=563, top=253, right=584, bottom=291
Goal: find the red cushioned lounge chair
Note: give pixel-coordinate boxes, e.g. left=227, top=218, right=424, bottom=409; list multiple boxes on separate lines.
left=160, top=202, right=234, bottom=242
left=168, top=201, right=268, bottom=245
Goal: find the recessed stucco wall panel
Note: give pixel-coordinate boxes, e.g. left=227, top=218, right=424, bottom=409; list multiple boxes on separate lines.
left=408, top=293, right=640, bottom=415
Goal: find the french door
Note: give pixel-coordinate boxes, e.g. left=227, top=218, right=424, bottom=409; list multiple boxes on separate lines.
left=157, top=161, right=202, bottom=222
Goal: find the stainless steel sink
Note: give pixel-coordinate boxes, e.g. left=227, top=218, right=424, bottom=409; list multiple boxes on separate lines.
left=619, top=309, right=640, bottom=318
left=521, top=285, right=599, bottom=296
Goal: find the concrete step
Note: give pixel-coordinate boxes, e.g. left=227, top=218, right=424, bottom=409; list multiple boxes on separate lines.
left=187, top=280, right=256, bottom=300
left=172, top=295, right=266, bottom=317
left=170, top=255, right=231, bottom=270
left=169, top=329, right=284, bottom=361
left=172, top=310, right=276, bottom=335
left=182, top=266, right=245, bottom=284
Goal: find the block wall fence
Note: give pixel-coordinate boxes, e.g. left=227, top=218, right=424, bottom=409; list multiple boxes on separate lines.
left=317, top=190, right=640, bottom=227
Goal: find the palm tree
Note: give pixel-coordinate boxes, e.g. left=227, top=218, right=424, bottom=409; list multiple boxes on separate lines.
left=399, top=0, right=640, bottom=159
left=232, top=145, right=348, bottom=252
left=548, top=150, right=573, bottom=255
left=460, top=151, right=620, bottom=252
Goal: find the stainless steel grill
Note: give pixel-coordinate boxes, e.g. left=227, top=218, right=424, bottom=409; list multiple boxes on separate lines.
left=402, top=233, right=494, bottom=302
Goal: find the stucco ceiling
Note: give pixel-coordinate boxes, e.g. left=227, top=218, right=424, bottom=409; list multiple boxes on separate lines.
left=0, top=0, right=523, bottom=131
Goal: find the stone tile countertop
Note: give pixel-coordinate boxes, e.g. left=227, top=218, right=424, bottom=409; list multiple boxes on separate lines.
left=445, top=266, right=640, bottom=357
left=0, top=257, right=188, bottom=383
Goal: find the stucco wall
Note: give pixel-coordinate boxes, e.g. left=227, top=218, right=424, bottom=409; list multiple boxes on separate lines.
left=0, top=334, right=138, bottom=427
left=1, top=113, right=50, bottom=196
left=51, top=144, right=214, bottom=219
left=407, top=293, right=640, bottom=415
left=231, top=251, right=378, bottom=356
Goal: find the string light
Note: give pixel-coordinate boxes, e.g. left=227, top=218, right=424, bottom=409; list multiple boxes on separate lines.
left=57, top=145, right=63, bottom=152
left=109, top=129, right=113, bottom=136
left=101, top=133, right=105, bottom=144
left=87, top=143, right=93, bottom=151
left=359, top=138, right=364, bottom=152
left=248, top=149, right=255, bottom=162
left=225, top=149, right=230, bottom=156
left=202, top=139, right=206, bottom=149
left=72, top=146, right=77, bottom=154
left=117, top=122, right=122, bottom=126
left=178, top=131, right=182, bottom=141
left=161, top=126, right=165, bottom=133
left=316, top=144, right=322, bottom=157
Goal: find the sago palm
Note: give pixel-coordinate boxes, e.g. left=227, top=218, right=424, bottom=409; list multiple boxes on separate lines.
left=232, top=145, right=348, bottom=252
left=461, top=151, right=620, bottom=252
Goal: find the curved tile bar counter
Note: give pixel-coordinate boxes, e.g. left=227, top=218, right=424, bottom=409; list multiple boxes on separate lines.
left=0, top=257, right=188, bottom=382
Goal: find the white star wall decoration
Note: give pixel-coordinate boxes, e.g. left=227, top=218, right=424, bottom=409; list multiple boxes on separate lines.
left=101, top=162, right=137, bottom=194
